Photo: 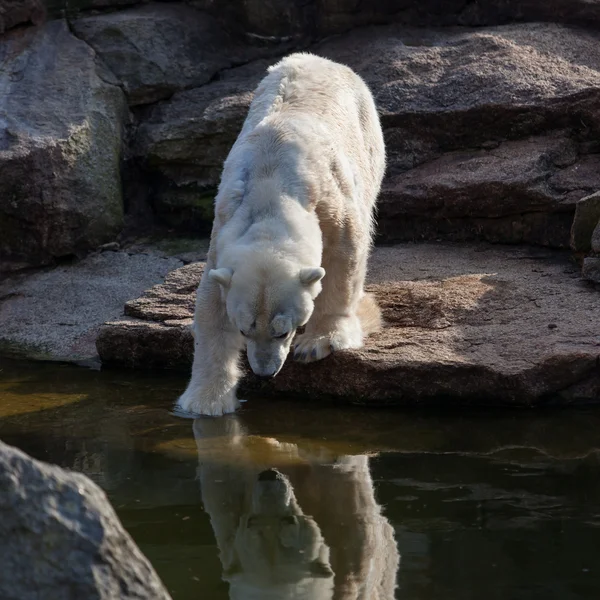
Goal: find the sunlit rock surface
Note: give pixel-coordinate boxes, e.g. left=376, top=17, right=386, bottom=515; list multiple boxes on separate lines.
left=97, top=243, right=600, bottom=406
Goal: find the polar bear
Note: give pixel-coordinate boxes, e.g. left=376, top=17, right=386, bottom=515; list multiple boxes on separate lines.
left=176, top=52, right=386, bottom=416
left=193, top=416, right=399, bottom=600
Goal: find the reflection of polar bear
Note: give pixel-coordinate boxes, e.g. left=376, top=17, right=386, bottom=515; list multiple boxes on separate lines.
left=176, top=52, right=386, bottom=416
left=194, top=417, right=399, bottom=600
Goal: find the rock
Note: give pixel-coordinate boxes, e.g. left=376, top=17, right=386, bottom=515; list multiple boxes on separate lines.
left=134, top=23, right=600, bottom=244
left=593, top=222, right=600, bottom=254
left=0, top=20, right=128, bottom=272
left=0, top=440, right=171, bottom=600
left=378, top=137, right=600, bottom=247
left=582, top=257, right=600, bottom=283
left=96, top=263, right=199, bottom=369
left=0, top=0, right=45, bottom=33
left=0, top=251, right=182, bottom=363
left=97, top=243, right=600, bottom=406
left=571, top=191, right=600, bottom=252
left=72, top=4, right=270, bottom=106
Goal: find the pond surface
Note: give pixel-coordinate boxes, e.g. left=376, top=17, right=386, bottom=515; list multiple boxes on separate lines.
left=1, top=358, right=600, bottom=599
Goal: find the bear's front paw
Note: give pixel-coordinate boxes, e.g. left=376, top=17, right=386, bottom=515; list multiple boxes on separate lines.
left=293, top=322, right=363, bottom=364
left=293, top=333, right=333, bottom=363
left=175, top=386, right=240, bottom=417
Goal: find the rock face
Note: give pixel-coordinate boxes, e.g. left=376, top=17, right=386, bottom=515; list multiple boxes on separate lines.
left=135, top=23, right=600, bottom=245
left=0, top=20, right=128, bottom=272
left=0, top=440, right=171, bottom=600
left=72, top=4, right=264, bottom=106
left=97, top=243, right=600, bottom=406
left=0, top=250, right=182, bottom=363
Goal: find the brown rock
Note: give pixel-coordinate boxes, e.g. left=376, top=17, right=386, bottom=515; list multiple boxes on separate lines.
left=96, top=244, right=600, bottom=406
left=379, top=137, right=600, bottom=247
left=571, top=191, right=600, bottom=253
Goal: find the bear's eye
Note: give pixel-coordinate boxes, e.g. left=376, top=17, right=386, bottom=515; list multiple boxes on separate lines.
left=274, top=332, right=288, bottom=340
left=240, top=330, right=247, bottom=337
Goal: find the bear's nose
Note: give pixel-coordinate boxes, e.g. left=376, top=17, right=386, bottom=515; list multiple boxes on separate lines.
left=258, top=468, right=280, bottom=482
left=256, top=372, right=275, bottom=380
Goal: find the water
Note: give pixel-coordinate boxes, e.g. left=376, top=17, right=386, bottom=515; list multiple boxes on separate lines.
left=1, top=358, right=600, bottom=599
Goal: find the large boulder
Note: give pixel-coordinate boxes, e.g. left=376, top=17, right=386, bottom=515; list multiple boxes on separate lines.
left=96, top=243, right=600, bottom=406
left=0, top=440, right=171, bottom=600
left=134, top=23, right=600, bottom=245
left=0, top=20, right=128, bottom=272
left=71, top=3, right=267, bottom=106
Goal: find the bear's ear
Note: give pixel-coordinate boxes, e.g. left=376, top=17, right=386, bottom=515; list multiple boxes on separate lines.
left=299, top=267, right=325, bottom=286
left=209, top=268, right=233, bottom=288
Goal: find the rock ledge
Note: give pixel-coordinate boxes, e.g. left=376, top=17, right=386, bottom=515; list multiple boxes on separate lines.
left=97, top=243, right=600, bottom=407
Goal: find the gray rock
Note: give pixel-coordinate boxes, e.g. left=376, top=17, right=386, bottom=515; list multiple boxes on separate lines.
left=571, top=191, right=600, bottom=253
left=0, top=440, right=171, bottom=600
left=0, top=251, right=182, bottom=363
left=582, top=257, right=600, bottom=283
left=593, top=222, right=600, bottom=254
left=134, top=23, right=600, bottom=245
left=0, top=20, right=128, bottom=272
left=72, top=3, right=268, bottom=106
left=96, top=243, right=600, bottom=406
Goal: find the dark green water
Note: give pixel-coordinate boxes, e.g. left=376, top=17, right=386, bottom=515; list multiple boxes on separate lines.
left=1, top=358, right=600, bottom=599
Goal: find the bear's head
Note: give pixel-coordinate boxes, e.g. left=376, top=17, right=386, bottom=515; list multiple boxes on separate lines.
left=209, top=253, right=324, bottom=378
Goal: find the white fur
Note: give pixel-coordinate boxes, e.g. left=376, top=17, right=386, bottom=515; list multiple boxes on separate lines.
left=176, top=52, right=385, bottom=416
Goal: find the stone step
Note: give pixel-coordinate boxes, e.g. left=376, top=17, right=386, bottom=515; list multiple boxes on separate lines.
left=378, top=137, right=600, bottom=247
left=96, top=243, right=600, bottom=407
